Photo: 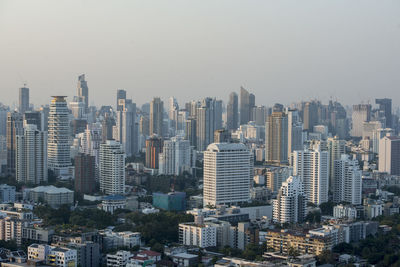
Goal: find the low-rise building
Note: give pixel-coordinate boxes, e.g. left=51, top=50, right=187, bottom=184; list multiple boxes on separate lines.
left=179, top=222, right=217, bottom=248
left=171, top=253, right=198, bottom=267
left=100, top=195, right=126, bottom=214
left=106, top=250, right=132, bottom=267
left=28, top=243, right=77, bottom=267
left=26, top=186, right=74, bottom=207
left=152, top=192, right=186, bottom=211
left=100, top=229, right=141, bottom=250
left=333, top=205, right=358, bottom=220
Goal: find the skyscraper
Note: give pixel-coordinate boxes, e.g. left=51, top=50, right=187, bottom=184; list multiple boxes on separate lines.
left=303, top=101, right=318, bottom=132
left=351, top=104, right=371, bottom=137
left=116, top=89, right=127, bottom=111
left=196, top=98, right=222, bottom=151
left=99, top=140, right=125, bottom=195
left=227, top=92, right=238, bottom=130
left=47, top=96, right=72, bottom=178
left=379, top=136, right=400, bottom=175
left=145, top=135, right=163, bottom=169
left=252, top=106, right=267, bottom=126
left=333, top=155, right=362, bottom=205
left=265, top=111, right=288, bottom=164
left=203, top=143, right=251, bottom=207
left=293, top=148, right=329, bottom=205
left=185, top=117, right=197, bottom=148
left=74, top=153, right=96, bottom=194
left=16, top=124, right=47, bottom=184
left=19, top=87, right=29, bottom=114
left=376, top=98, right=392, bottom=128
left=77, top=74, right=89, bottom=112
left=239, top=87, right=255, bottom=125
left=287, top=109, right=303, bottom=159
left=115, top=99, right=137, bottom=156
left=102, top=114, right=115, bottom=142
left=6, top=112, right=23, bottom=175
left=273, top=176, right=306, bottom=224
left=23, top=111, right=41, bottom=131
left=159, top=136, right=194, bottom=176
left=150, top=97, right=164, bottom=137
left=327, top=136, right=346, bottom=190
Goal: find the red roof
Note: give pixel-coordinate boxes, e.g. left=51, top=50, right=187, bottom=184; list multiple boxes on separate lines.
left=141, top=250, right=161, bottom=257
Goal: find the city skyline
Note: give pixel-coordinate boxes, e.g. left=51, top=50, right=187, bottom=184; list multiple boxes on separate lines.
left=1, top=0, right=400, bottom=107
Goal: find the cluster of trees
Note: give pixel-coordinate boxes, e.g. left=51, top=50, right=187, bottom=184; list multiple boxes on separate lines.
left=34, top=205, right=118, bottom=229
left=143, top=175, right=200, bottom=196
left=219, top=243, right=267, bottom=261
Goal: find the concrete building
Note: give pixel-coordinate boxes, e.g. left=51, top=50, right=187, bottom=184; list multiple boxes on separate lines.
left=333, top=205, right=357, bottom=220
left=100, top=229, right=141, bottom=250
left=264, top=166, right=292, bottom=193
left=116, top=89, right=127, bottom=112
left=179, top=222, right=217, bottom=248
left=376, top=98, right=392, bottom=128
left=115, top=99, right=137, bottom=157
left=0, top=184, right=16, bottom=203
left=293, top=149, right=329, bottom=205
left=150, top=97, right=164, bottom=137
left=19, top=87, right=29, bottom=114
left=227, top=92, right=238, bottom=131
left=327, top=136, right=345, bottom=190
left=6, top=112, right=23, bottom=176
left=145, top=135, right=163, bottom=169
left=16, top=124, right=47, bottom=184
left=27, top=186, right=74, bottom=207
left=152, top=192, right=186, bottom=211
left=28, top=243, right=77, bottom=267
left=379, top=136, right=400, bottom=175
left=273, top=176, right=306, bottom=224
left=351, top=104, right=371, bottom=137
left=333, top=155, right=362, bottom=205
left=77, top=74, right=89, bottom=113
left=99, top=140, right=125, bottom=195
left=74, top=153, right=96, bottom=194
left=196, top=98, right=223, bottom=151
left=100, top=195, right=127, bottom=214
left=287, top=109, right=303, bottom=160
left=203, top=143, right=252, bottom=207
left=47, top=96, right=72, bottom=178
left=265, top=112, right=288, bottom=164
left=239, top=87, right=255, bottom=125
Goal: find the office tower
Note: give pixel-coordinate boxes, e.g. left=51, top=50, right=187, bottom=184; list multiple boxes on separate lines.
left=351, top=104, right=371, bottom=137
left=379, top=136, right=400, bottom=175
left=6, top=112, right=23, bottom=175
left=168, top=97, right=179, bottom=131
left=39, top=106, right=49, bottom=131
left=333, top=155, right=362, bottom=205
left=376, top=98, right=392, bottom=128
left=214, top=129, right=231, bottom=143
left=273, top=176, right=306, bottom=224
left=239, top=87, right=255, bottom=125
left=69, top=96, right=86, bottom=119
left=185, top=117, right=197, bottom=148
left=145, top=135, right=163, bottom=169
left=176, top=110, right=187, bottom=132
left=287, top=109, right=303, bottom=158
left=23, top=111, right=41, bottom=131
left=102, top=114, right=115, bottom=142
left=227, top=92, right=238, bottom=130
left=327, top=136, right=346, bottom=190
left=252, top=106, right=266, bottom=126
left=265, top=166, right=292, bottom=193
left=74, top=153, right=96, bottom=194
left=139, top=116, right=150, bottom=137
left=188, top=100, right=200, bottom=117
left=150, top=97, right=164, bottom=137
left=293, top=148, right=329, bottom=205
left=19, top=87, right=29, bottom=114
left=196, top=98, right=222, bottom=151
left=362, top=121, right=382, bottom=139
left=71, top=119, right=87, bottom=135
left=372, top=128, right=394, bottom=154
left=203, top=143, right=251, bottom=207
left=159, top=136, right=194, bottom=176
left=116, top=89, right=127, bottom=111
left=265, top=111, right=288, bottom=164
left=77, top=74, right=89, bottom=112
left=0, top=107, right=8, bottom=137
left=81, top=123, right=102, bottom=166
left=115, top=99, right=137, bottom=156
left=99, top=140, right=125, bottom=195
left=47, top=96, right=72, bottom=177
left=303, top=101, right=318, bottom=132
left=16, top=124, right=47, bottom=184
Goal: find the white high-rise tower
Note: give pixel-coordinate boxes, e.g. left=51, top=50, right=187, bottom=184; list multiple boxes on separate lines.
left=99, top=140, right=125, bottom=195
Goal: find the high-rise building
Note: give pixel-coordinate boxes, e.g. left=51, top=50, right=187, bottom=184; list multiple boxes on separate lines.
left=77, top=74, right=89, bottom=112
left=227, top=92, right=238, bottom=130
left=115, top=99, right=137, bottom=156
left=196, top=98, right=223, bottom=151
left=99, top=140, right=125, bottom=195
left=251, top=106, right=267, bottom=126
left=139, top=116, right=150, bottom=137
left=287, top=109, right=303, bottom=159
left=376, top=98, right=392, bottom=128
left=293, top=149, right=329, bottom=205
left=116, top=89, right=127, bottom=111
left=273, top=176, right=306, bottom=224
left=47, top=96, right=72, bottom=178
left=69, top=97, right=86, bottom=119
left=185, top=117, right=197, bottom=148
left=265, top=166, right=292, bottom=193
left=239, top=87, right=255, bottom=125
left=327, top=136, right=346, bottom=190
left=145, top=135, right=163, bottom=169
left=303, top=101, right=319, bottom=132
left=6, top=112, right=23, bottom=175
left=203, top=143, right=251, bottom=207
left=265, top=111, right=288, bottom=164
left=74, top=153, right=96, bottom=194
left=372, top=128, right=394, bottom=154
left=379, top=136, right=400, bottom=175
left=333, top=155, right=362, bottom=205
left=351, top=104, right=371, bottom=137
left=19, top=87, right=29, bottom=114
left=150, top=97, right=164, bottom=137
left=0, top=107, right=9, bottom=137
left=81, top=123, right=102, bottom=166
left=159, top=136, right=195, bottom=176
left=16, top=124, right=47, bottom=184
left=23, top=111, right=41, bottom=131
left=102, top=114, right=115, bottom=142
left=214, top=129, right=231, bottom=143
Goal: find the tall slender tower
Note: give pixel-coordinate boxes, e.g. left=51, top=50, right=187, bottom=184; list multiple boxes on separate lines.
left=333, top=155, right=362, bottom=205
left=150, top=97, right=164, bottom=137
left=19, top=86, right=29, bottom=114
left=99, top=140, right=125, bottom=195
left=47, top=96, right=71, bottom=178
left=77, top=74, right=89, bottom=112
left=239, top=87, right=255, bottom=125
left=227, top=92, right=238, bottom=131
left=6, top=112, right=23, bottom=175
left=265, top=111, right=288, bottom=164
left=115, top=99, right=137, bottom=156
left=116, top=89, right=127, bottom=111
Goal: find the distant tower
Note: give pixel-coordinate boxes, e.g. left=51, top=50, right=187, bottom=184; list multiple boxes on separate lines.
left=19, top=86, right=29, bottom=114
left=117, top=89, right=127, bottom=112
left=239, top=87, right=255, bottom=125
left=99, top=140, right=125, bottom=195
left=265, top=111, right=288, bottom=164
left=375, top=98, right=392, bottom=128
left=77, top=74, right=89, bottom=112
left=6, top=112, right=23, bottom=175
left=150, top=97, right=164, bottom=137
left=47, top=96, right=71, bottom=178
left=351, top=104, right=371, bottom=137
left=226, top=92, right=238, bottom=130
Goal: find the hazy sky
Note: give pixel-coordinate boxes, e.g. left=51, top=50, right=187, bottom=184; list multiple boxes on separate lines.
left=1, top=0, right=400, bottom=109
